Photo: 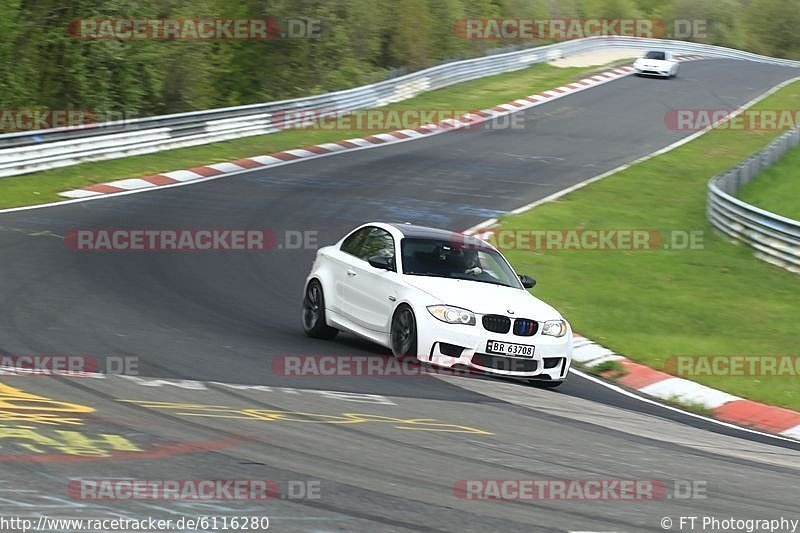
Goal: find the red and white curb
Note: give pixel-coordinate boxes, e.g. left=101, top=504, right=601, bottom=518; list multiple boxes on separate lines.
left=59, top=57, right=707, bottom=200
left=59, top=64, right=649, bottom=199
left=572, top=334, right=800, bottom=440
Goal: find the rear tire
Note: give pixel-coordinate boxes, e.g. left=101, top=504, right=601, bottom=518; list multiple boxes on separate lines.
left=390, top=305, right=418, bottom=360
left=302, top=280, right=338, bottom=340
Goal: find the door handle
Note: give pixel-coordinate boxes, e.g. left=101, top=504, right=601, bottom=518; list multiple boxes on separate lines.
left=388, top=296, right=396, bottom=302
left=346, top=269, right=357, bottom=277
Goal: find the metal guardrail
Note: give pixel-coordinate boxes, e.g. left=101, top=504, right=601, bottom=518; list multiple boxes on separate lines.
left=707, top=129, right=800, bottom=273
left=1, top=36, right=799, bottom=178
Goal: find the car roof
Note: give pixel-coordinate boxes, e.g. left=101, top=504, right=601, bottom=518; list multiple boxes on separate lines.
left=385, top=222, right=490, bottom=248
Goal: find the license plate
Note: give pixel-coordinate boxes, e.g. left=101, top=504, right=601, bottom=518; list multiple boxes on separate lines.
left=486, top=340, right=535, bottom=358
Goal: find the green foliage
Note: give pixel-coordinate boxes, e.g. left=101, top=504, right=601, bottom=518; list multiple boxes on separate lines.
left=0, top=0, right=794, bottom=118
left=738, top=144, right=800, bottom=220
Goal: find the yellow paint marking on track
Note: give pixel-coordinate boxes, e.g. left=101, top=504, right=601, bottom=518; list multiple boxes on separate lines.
left=120, top=400, right=493, bottom=435
left=0, top=425, right=142, bottom=456
left=0, top=383, right=94, bottom=425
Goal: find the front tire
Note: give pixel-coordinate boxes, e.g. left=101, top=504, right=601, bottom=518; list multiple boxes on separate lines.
left=390, top=305, right=418, bottom=360
left=302, top=280, right=338, bottom=340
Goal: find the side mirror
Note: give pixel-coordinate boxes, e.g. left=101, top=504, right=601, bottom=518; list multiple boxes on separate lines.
left=519, top=274, right=536, bottom=289
left=368, top=255, right=395, bottom=271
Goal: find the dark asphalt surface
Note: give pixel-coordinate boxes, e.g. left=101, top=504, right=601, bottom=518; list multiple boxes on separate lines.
left=1, top=59, right=799, bottom=531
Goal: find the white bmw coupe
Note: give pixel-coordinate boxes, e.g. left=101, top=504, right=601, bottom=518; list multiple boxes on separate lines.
left=633, top=50, right=679, bottom=78
left=302, top=223, right=573, bottom=387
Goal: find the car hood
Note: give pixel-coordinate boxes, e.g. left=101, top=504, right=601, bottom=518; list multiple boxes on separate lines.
left=403, top=276, right=562, bottom=320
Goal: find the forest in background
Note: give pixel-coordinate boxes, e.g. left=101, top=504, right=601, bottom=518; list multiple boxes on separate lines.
left=0, top=0, right=797, bottom=117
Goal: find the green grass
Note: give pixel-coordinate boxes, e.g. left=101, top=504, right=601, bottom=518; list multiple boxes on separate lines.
left=738, top=144, right=800, bottom=219
left=585, top=360, right=628, bottom=379
left=662, top=397, right=714, bottom=417
left=497, top=81, right=800, bottom=411
left=0, top=62, right=628, bottom=209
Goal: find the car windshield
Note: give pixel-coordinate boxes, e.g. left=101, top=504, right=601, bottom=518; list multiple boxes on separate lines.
left=401, top=237, right=522, bottom=288
left=644, top=51, right=666, bottom=60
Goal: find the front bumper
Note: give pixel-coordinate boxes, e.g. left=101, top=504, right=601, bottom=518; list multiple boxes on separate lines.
left=415, top=310, right=572, bottom=381
left=634, top=66, right=670, bottom=77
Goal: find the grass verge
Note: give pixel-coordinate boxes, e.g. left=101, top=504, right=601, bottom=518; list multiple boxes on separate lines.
left=497, top=80, right=800, bottom=411
left=738, top=144, right=800, bottom=219
left=585, top=360, right=628, bottom=379
left=0, top=61, right=629, bottom=209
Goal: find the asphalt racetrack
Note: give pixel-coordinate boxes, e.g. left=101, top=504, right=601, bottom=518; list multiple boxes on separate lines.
left=0, top=59, right=798, bottom=532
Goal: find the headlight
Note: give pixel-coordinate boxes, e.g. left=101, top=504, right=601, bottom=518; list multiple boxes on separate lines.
left=427, top=305, right=476, bottom=325
left=541, top=319, right=567, bottom=337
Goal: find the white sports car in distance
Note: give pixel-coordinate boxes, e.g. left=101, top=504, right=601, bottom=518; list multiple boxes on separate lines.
left=302, top=223, right=573, bottom=387
left=633, top=50, right=679, bottom=78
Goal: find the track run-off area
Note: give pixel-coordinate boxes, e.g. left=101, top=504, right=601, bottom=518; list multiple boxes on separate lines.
left=1, top=59, right=799, bottom=532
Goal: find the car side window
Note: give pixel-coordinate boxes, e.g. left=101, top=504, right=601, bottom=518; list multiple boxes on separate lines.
left=340, top=227, right=371, bottom=257
left=360, top=228, right=395, bottom=263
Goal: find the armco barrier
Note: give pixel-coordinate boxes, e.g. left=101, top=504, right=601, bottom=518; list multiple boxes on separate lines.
left=1, top=36, right=798, bottom=178
left=707, top=128, right=800, bottom=273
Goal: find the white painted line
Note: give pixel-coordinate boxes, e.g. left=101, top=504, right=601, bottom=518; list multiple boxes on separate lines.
left=571, top=368, right=800, bottom=443
left=105, top=178, right=156, bottom=190
left=162, top=170, right=203, bottom=182
left=207, top=162, right=245, bottom=173
left=639, top=377, right=741, bottom=409
left=467, top=75, right=800, bottom=229
left=463, top=218, right=497, bottom=235
left=542, top=90, right=562, bottom=97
